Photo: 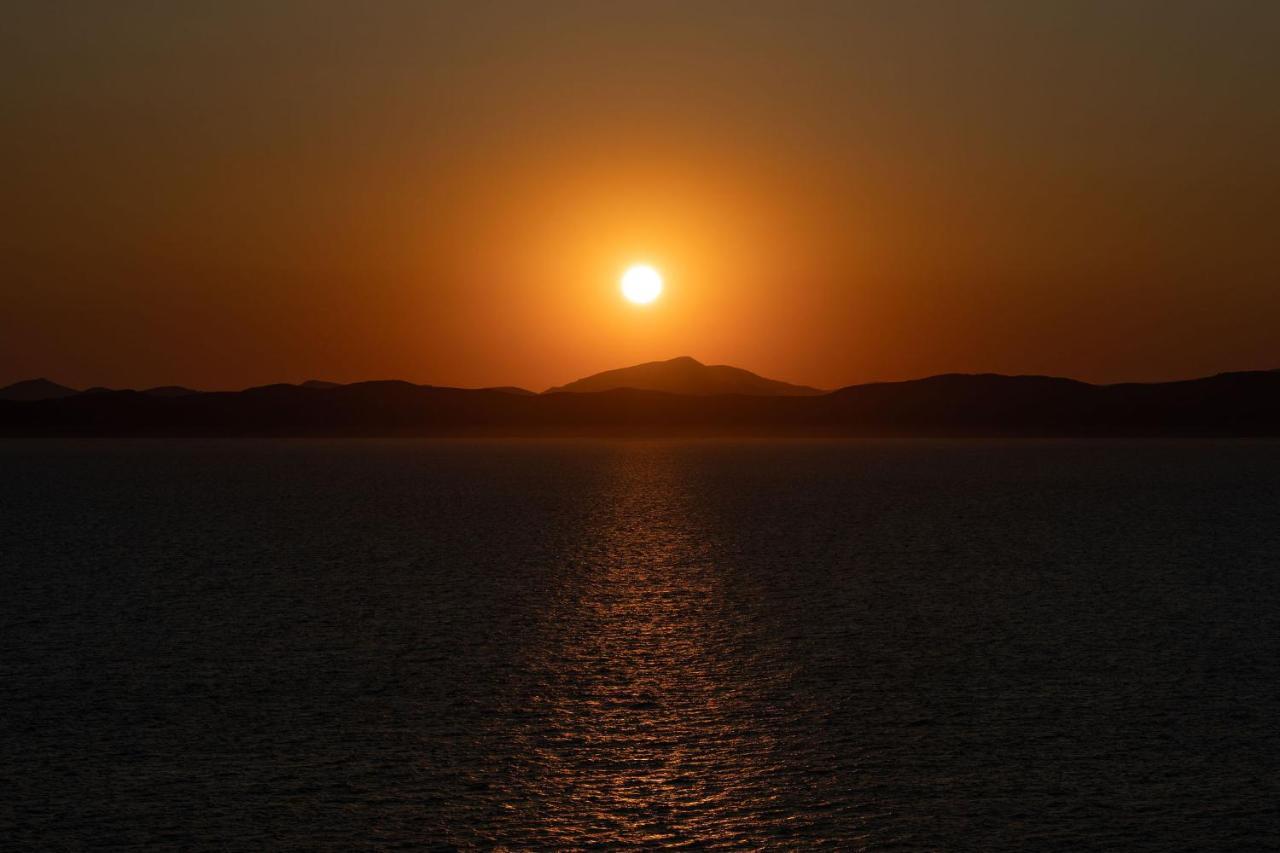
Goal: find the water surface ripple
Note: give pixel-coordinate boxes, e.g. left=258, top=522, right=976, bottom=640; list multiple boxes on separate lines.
left=1, top=440, right=1278, bottom=849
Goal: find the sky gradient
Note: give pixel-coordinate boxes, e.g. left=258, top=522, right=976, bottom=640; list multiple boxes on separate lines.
left=3, top=1, right=1278, bottom=391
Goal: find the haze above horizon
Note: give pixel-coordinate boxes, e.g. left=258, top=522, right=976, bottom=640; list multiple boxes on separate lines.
left=3, top=2, right=1278, bottom=392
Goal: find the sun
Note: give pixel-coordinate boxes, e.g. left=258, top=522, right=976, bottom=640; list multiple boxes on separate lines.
left=620, top=264, right=663, bottom=305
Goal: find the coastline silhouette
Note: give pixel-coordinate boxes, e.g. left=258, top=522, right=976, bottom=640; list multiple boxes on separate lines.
left=3, top=356, right=1278, bottom=437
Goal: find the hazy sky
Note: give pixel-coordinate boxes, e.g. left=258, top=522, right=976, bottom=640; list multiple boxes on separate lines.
left=3, top=1, right=1278, bottom=390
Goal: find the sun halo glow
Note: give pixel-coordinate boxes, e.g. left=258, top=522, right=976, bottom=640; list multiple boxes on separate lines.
left=620, top=264, right=663, bottom=305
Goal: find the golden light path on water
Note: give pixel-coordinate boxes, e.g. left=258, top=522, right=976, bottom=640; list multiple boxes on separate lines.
left=473, top=444, right=838, bottom=846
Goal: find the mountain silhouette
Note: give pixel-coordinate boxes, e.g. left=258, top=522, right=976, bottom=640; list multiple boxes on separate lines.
left=546, top=356, right=824, bottom=396
left=482, top=386, right=537, bottom=395
left=142, top=385, right=199, bottom=397
left=3, top=367, right=1279, bottom=436
left=0, top=378, right=78, bottom=401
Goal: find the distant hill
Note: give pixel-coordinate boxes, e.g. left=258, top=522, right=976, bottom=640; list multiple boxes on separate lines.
left=299, top=379, right=533, bottom=394
left=0, top=378, right=78, bottom=401
left=546, top=356, right=824, bottom=396
left=482, top=386, right=537, bottom=396
left=3, top=368, right=1278, bottom=437
left=142, top=386, right=199, bottom=397
left=0, top=380, right=202, bottom=399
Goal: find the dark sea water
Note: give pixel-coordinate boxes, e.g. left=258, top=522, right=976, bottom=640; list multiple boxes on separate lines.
left=1, top=439, right=1278, bottom=850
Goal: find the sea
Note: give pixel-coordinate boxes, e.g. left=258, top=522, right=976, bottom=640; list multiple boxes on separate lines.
left=1, top=439, right=1277, bottom=850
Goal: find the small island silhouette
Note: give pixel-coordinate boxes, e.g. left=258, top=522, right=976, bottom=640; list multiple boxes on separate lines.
left=547, top=356, right=824, bottom=396
left=2, top=356, right=1278, bottom=437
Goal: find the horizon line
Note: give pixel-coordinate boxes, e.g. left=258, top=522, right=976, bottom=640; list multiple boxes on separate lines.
left=4, top=359, right=1279, bottom=399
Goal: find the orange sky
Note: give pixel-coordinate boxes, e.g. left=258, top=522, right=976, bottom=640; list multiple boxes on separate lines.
left=3, top=2, right=1278, bottom=391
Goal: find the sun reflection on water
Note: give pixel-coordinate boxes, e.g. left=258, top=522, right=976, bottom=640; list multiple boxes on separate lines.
left=487, top=444, right=797, bottom=847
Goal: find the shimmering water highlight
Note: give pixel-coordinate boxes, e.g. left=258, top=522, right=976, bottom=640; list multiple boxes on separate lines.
left=2, top=440, right=1277, bottom=849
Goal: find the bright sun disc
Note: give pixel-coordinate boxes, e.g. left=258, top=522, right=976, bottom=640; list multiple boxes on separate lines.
left=621, top=264, right=663, bottom=304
